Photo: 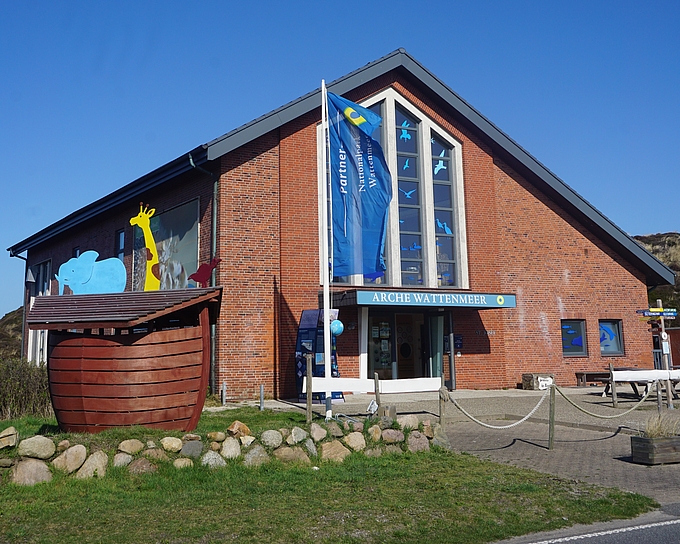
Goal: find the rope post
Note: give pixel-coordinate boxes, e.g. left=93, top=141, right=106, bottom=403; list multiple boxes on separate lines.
left=374, top=372, right=381, bottom=411
left=305, top=353, right=313, bottom=424
left=548, top=384, right=555, bottom=450
left=439, top=374, right=447, bottom=426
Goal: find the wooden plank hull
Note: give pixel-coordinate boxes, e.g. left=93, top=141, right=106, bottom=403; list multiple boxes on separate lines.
left=48, top=308, right=211, bottom=433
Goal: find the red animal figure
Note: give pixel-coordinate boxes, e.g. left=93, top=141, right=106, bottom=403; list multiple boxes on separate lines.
left=189, top=258, right=221, bottom=288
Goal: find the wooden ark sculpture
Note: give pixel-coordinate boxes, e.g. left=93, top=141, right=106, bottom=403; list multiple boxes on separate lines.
left=27, top=287, right=222, bottom=433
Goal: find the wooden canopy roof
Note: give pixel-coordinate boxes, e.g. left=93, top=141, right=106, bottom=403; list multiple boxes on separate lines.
left=27, top=287, right=222, bottom=330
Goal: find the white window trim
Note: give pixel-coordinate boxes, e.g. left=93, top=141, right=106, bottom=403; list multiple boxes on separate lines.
left=317, top=87, right=469, bottom=289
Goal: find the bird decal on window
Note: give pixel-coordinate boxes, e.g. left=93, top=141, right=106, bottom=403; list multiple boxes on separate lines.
left=436, top=218, right=453, bottom=235
left=403, top=158, right=410, bottom=170
left=399, top=187, right=416, bottom=199
left=434, top=149, right=447, bottom=176
left=399, top=120, right=411, bottom=141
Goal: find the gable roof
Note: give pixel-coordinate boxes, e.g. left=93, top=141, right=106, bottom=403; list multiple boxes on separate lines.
left=8, top=49, right=674, bottom=286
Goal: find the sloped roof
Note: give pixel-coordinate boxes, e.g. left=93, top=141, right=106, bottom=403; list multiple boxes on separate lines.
left=27, top=287, right=222, bottom=330
left=8, top=49, right=674, bottom=286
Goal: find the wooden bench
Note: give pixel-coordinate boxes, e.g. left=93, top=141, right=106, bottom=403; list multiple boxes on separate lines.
left=575, top=371, right=610, bottom=387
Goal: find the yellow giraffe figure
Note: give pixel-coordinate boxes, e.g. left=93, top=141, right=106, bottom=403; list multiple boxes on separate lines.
left=129, top=203, right=161, bottom=291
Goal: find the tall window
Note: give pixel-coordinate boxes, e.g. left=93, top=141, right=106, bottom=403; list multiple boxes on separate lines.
left=431, top=133, right=456, bottom=287
left=396, top=106, right=423, bottom=286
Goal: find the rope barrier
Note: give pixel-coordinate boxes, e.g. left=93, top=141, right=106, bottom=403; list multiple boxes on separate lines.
left=448, top=388, right=550, bottom=429
left=553, top=384, right=653, bottom=419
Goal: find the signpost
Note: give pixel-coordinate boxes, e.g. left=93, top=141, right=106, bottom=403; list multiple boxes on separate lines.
left=638, top=303, right=676, bottom=409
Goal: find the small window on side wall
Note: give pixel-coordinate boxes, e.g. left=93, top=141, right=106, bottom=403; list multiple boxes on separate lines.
left=599, top=320, right=624, bottom=355
left=562, top=319, right=587, bottom=356
left=115, top=229, right=125, bottom=261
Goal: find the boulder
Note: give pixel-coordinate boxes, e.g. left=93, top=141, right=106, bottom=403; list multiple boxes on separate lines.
left=309, top=423, right=327, bottom=443
left=327, top=421, right=344, bottom=438
left=128, top=458, right=157, bottom=475
left=320, top=440, right=351, bottom=462
left=52, top=444, right=87, bottom=474
left=0, top=426, right=18, bottom=450
left=243, top=445, right=270, bottom=467
left=397, top=414, right=419, bottom=430
left=12, top=459, right=52, bottom=486
left=343, top=432, right=366, bottom=452
left=304, top=438, right=317, bottom=458
left=381, top=429, right=405, bottom=444
left=431, top=423, right=452, bottom=450
left=368, top=425, right=382, bottom=443
left=273, top=447, right=311, bottom=464
left=17, top=435, right=55, bottom=460
left=220, top=437, right=241, bottom=459
left=76, top=451, right=108, bottom=479
left=160, top=437, right=183, bottom=453
left=201, top=451, right=227, bottom=469
left=207, top=431, right=226, bottom=442
left=407, top=431, right=430, bottom=453
left=378, top=416, right=394, bottom=430
left=143, top=448, right=170, bottom=462
left=286, top=426, right=308, bottom=445
left=182, top=433, right=201, bottom=441
left=385, top=445, right=403, bottom=455
left=260, top=430, right=283, bottom=448
left=113, top=453, right=133, bottom=468
left=173, top=458, right=194, bottom=469
left=240, top=435, right=256, bottom=447
left=227, top=420, right=251, bottom=438
left=180, top=440, right=203, bottom=459
left=118, top=439, right=144, bottom=455
left=364, top=447, right=382, bottom=458
left=57, top=439, right=70, bottom=453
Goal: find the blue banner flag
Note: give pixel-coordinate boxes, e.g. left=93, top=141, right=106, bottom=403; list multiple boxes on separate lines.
left=327, top=92, right=393, bottom=278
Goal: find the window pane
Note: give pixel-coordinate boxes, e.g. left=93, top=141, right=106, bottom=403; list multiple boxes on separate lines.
left=436, top=236, right=454, bottom=260
left=367, top=102, right=383, bottom=143
left=600, top=320, right=623, bottom=355
left=400, top=234, right=422, bottom=260
left=399, top=207, right=420, bottom=232
left=431, top=135, right=450, bottom=158
left=434, top=211, right=454, bottom=235
left=437, top=262, right=455, bottom=286
left=396, top=109, right=418, bottom=153
left=401, top=261, right=422, bottom=285
left=562, top=320, right=587, bottom=356
left=433, top=156, right=450, bottom=181
left=398, top=181, right=420, bottom=205
left=433, top=184, right=452, bottom=208
left=398, top=155, right=418, bottom=179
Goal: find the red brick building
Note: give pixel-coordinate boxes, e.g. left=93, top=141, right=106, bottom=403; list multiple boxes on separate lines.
left=9, top=49, right=674, bottom=399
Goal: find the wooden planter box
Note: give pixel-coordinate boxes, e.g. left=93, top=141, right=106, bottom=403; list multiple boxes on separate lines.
left=631, top=435, right=680, bottom=465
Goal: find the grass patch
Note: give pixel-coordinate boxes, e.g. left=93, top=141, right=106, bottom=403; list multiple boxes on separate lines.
left=0, top=407, right=657, bottom=543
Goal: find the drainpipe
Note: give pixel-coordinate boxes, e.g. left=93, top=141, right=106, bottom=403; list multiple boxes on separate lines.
left=9, top=250, right=28, bottom=361
left=188, top=153, right=219, bottom=396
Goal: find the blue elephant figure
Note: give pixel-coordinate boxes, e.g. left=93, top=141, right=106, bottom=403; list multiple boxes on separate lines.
left=55, top=250, right=127, bottom=295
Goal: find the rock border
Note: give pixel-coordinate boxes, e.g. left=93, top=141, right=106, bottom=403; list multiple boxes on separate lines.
left=0, top=415, right=451, bottom=486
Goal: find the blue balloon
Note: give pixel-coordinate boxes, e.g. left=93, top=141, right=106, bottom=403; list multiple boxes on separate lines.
left=330, top=319, right=344, bottom=336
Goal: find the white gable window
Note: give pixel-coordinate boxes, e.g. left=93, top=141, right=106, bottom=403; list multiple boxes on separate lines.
left=319, top=88, right=469, bottom=289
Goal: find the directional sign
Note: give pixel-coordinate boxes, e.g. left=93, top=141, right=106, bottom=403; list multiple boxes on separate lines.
left=641, top=311, right=677, bottom=317
left=637, top=308, right=677, bottom=315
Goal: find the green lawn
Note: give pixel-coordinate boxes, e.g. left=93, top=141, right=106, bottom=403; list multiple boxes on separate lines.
left=0, top=408, right=657, bottom=543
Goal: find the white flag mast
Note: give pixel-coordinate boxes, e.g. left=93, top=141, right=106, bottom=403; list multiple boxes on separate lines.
left=320, top=80, right=333, bottom=418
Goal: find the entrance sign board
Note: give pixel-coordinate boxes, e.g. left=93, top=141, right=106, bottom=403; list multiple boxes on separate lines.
left=356, top=290, right=516, bottom=308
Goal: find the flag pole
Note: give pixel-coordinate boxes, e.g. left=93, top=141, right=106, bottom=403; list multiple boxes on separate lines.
left=320, top=80, right=333, bottom=419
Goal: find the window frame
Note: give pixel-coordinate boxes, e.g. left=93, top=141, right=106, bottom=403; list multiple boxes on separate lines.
left=561, top=319, right=588, bottom=357
left=599, top=319, right=624, bottom=356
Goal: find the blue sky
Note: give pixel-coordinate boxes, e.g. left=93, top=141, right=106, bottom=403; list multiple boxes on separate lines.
left=1, top=1, right=678, bottom=317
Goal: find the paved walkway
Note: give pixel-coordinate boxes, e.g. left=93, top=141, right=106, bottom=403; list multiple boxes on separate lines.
left=251, top=385, right=680, bottom=506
